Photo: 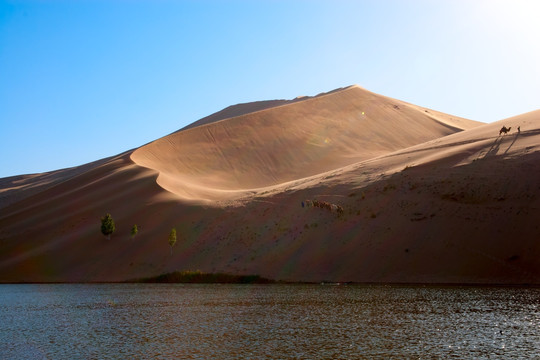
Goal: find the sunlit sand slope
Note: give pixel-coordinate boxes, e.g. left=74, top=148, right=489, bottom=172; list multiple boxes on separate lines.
left=131, top=85, right=480, bottom=201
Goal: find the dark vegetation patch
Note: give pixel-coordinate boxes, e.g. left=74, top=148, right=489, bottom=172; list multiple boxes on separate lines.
left=131, top=270, right=275, bottom=284
left=383, top=183, right=396, bottom=192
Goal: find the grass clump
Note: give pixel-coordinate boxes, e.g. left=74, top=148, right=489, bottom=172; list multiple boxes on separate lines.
left=135, top=270, right=274, bottom=284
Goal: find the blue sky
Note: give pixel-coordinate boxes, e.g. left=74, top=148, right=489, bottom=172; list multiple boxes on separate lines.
left=1, top=0, right=539, bottom=177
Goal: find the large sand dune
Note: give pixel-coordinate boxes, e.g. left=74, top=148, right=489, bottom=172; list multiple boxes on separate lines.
left=1, top=85, right=539, bottom=284
left=131, top=85, right=479, bottom=201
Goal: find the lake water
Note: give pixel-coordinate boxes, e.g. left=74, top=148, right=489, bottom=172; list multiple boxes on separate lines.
left=1, top=284, right=539, bottom=359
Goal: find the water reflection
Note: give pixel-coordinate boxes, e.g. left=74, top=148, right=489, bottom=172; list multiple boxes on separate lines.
left=0, top=284, right=539, bottom=359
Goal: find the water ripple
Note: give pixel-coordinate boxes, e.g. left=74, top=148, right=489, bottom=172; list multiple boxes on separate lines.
left=1, top=284, right=539, bottom=359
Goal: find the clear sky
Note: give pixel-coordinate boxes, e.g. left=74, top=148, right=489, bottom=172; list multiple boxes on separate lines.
left=1, top=0, right=539, bottom=178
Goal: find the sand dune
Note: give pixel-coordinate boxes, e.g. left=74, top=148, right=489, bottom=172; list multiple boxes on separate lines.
left=131, top=85, right=479, bottom=202
left=192, top=112, right=540, bottom=284
left=1, top=85, right=539, bottom=284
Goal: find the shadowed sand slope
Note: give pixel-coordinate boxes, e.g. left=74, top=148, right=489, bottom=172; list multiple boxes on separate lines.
left=0, top=152, right=186, bottom=282
left=131, top=85, right=480, bottom=201
left=2, top=86, right=540, bottom=284
left=0, top=154, right=124, bottom=210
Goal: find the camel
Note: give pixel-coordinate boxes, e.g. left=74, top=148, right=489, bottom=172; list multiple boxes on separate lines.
left=499, top=126, right=511, bottom=135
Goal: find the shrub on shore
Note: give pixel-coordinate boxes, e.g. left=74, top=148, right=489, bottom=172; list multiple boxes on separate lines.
left=134, top=270, right=274, bottom=284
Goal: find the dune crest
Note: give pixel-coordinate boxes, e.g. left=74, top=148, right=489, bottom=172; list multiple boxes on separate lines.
left=131, top=85, right=481, bottom=202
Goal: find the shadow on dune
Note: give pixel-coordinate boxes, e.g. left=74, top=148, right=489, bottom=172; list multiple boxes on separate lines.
left=504, top=133, right=519, bottom=155
left=383, top=132, right=496, bottom=160
left=483, top=137, right=503, bottom=159
left=517, top=128, right=540, bottom=137
left=387, top=127, right=540, bottom=164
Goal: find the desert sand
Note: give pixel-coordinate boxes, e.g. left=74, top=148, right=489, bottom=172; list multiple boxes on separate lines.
left=1, top=85, right=539, bottom=284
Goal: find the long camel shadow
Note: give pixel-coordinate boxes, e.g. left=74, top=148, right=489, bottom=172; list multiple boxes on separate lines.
left=482, top=136, right=503, bottom=159
left=503, top=133, right=519, bottom=155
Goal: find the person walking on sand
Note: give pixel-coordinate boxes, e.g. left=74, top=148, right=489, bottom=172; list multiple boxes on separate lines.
left=518, top=126, right=521, bottom=133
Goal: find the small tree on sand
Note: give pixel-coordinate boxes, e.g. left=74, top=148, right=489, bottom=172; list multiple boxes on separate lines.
left=131, top=224, right=138, bottom=239
left=100, top=213, right=115, bottom=240
left=168, top=228, right=177, bottom=255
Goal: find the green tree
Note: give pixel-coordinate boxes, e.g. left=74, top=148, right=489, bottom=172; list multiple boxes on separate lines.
left=131, top=224, right=138, bottom=239
left=168, top=228, right=177, bottom=255
left=100, top=213, right=115, bottom=240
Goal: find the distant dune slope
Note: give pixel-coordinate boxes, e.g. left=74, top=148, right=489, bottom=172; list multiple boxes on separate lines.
left=179, top=99, right=292, bottom=131
left=131, top=85, right=481, bottom=201
left=0, top=154, right=126, bottom=210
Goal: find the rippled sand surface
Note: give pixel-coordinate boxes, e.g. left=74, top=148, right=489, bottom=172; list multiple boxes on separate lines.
left=1, top=284, right=539, bottom=359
